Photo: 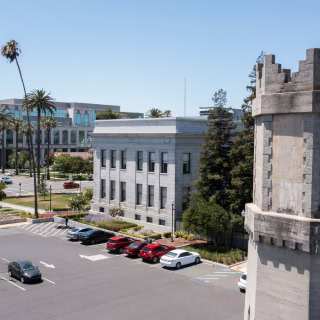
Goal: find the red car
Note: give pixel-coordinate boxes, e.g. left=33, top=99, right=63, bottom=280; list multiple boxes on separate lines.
left=63, top=181, right=80, bottom=189
left=139, top=243, right=176, bottom=263
left=106, top=236, right=135, bottom=253
left=123, top=240, right=149, bottom=257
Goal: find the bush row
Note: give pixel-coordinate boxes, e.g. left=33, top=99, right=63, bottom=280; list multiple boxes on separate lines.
left=174, top=231, right=197, bottom=241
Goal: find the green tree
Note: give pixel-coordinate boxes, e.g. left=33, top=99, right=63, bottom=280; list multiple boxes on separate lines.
left=194, top=89, right=235, bottom=208
left=10, top=117, right=23, bottom=175
left=68, top=193, right=87, bottom=212
left=1, top=40, right=39, bottom=218
left=8, top=151, right=29, bottom=170
left=109, top=206, right=124, bottom=220
left=229, top=52, right=265, bottom=214
left=82, top=157, right=93, bottom=175
left=0, top=106, right=13, bottom=173
left=162, top=110, right=172, bottom=117
left=52, top=155, right=73, bottom=175
left=145, top=108, right=163, bottom=118
left=25, top=89, right=56, bottom=184
left=38, top=179, right=48, bottom=200
left=41, top=116, right=57, bottom=180
left=96, top=109, right=120, bottom=120
left=83, top=188, right=93, bottom=201
left=0, top=182, right=7, bottom=201
left=182, top=198, right=231, bottom=246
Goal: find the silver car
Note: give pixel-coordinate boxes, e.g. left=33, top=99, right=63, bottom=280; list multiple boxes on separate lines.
left=67, top=227, right=93, bottom=240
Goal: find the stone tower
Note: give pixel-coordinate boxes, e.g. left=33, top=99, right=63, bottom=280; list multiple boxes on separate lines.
left=244, top=49, right=320, bottom=320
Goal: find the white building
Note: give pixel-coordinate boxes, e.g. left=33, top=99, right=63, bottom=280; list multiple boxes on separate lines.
left=91, top=117, right=207, bottom=232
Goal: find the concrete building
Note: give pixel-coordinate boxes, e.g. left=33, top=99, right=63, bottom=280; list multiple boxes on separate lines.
left=0, top=99, right=139, bottom=167
left=91, top=117, right=207, bottom=232
left=244, top=49, right=320, bottom=319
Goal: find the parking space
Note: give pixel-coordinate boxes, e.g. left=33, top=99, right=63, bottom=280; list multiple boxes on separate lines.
left=0, top=225, right=244, bottom=320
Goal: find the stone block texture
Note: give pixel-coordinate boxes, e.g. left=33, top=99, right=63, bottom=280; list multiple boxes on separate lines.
left=245, top=49, right=320, bottom=319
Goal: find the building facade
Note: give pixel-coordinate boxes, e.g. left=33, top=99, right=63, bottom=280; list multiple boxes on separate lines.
left=91, top=117, right=207, bottom=232
left=0, top=98, right=120, bottom=167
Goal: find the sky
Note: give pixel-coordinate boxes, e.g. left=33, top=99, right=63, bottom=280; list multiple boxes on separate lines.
left=1, top=0, right=320, bottom=116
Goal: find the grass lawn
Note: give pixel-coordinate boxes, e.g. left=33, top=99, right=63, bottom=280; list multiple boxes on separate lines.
left=181, top=243, right=245, bottom=265
left=3, top=194, right=71, bottom=211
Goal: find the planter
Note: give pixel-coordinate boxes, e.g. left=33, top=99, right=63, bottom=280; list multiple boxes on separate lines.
left=27, top=217, right=54, bottom=224
left=0, top=218, right=27, bottom=225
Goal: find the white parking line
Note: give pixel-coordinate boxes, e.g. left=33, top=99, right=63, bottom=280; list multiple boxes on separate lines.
left=24, top=224, right=35, bottom=231
left=39, top=222, right=51, bottom=231
left=44, top=225, right=61, bottom=237
left=29, top=224, right=43, bottom=232
left=0, top=275, right=26, bottom=291
left=58, top=227, right=69, bottom=235
left=42, top=277, right=55, bottom=284
left=2, top=258, right=10, bottom=262
left=19, top=224, right=29, bottom=229
left=196, top=277, right=219, bottom=280
left=52, top=227, right=65, bottom=236
left=0, top=272, right=8, bottom=276
left=39, top=223, right=57, bottom=236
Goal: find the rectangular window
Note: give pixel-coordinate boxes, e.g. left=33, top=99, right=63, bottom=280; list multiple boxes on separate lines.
left=110, top=180, right=116, bottom=200
left=136, top=184, right=142, bottom=205
left=135, top=214, right=141, bottom=221
left=79, top=131, right=85, bottom=146
left=120, top=182, right=126, bottom=202
left=84, top=114, right=89, bottom=126
left=101, top=150, right=106, bottom=167
left=14, top=110, right=20, bottom=118
left=99, top=207, right=105, bottom=213
left=76, top=113, right=81, bottom=125
left=161, top=152, right=168, bottom=173
left=146, top=217, right=153, bottom=223
left=148, top=185, right=154, bottom=207
left=148, top=152, right=155, bottom=172
left=91, top=110, right=96, bottom=126
left=44, top=131, right=51, bottom=144
left=159, top=219, right=166, bottom=226
left=160, top=187, right=167, bottom=209
left=101, top=179, right=106, bottom=198
left=62, top=130, right=68, bottom=144
left=6, top=130, right=13, bottom=145
left=182, top=187, right=191, bottom=210
left=137, top=151, right=143, bottom=171
left=119, top=211, right=124, bottom=217
left=53, top=130, right=60, bottom=144
left=87, top=131, right=92, bottom=147
left=111, top=150, right=116, bottom=168
left=71, top=130, right=77, bottom=144
left=183, top=153, right=191, bottom=174
left=121, top=151, right=126, bottom=169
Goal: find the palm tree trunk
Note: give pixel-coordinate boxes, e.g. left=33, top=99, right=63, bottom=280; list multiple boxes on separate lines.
left=26, top=134, right=32, bottom=177
left=47, top=129, right=51, bottom=180
left=15, top=57, right=39, bottom=219
left=37, top=110, right=41, bottom=185
left=15, top=128, right=19, bottom=175
left=1, top=130, right=5, bottom=174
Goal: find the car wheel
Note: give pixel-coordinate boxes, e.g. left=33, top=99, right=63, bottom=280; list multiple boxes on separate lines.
left=119, top=248, right=124, bottom=254
left=8, top=270, right=12, bottom=277
left=91, top=239, right=95, bottom=245
left=176, top=262, right=181, bottom=269
left=195, top=257, right=200, bottom=264
left=152, top=256, right=159, bottom=263
left=20, top=277, right=25, bottom=283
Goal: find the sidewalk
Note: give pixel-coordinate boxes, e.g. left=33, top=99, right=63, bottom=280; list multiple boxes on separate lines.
left=0, top=201, right=47, bottom=214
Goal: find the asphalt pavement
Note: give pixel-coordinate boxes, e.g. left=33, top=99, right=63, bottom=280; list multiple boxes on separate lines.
left=0, top=223, right=245, bottom=320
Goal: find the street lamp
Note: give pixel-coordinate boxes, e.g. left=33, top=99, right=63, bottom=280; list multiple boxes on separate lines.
left=171, top=200, right=175, bottom=242
left=19, top=183, right=21, bottom=198
left=241, top=209, right=245, bottom=261
left=49, top=182, right=52, bottom=213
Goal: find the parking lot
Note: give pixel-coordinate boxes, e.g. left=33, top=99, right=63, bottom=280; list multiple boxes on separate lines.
left=0, top=223, right=244, bottom=320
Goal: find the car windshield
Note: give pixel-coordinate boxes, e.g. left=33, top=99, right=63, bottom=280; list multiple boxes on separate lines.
left=129, top=243, right=139, bottom=248
left=165, top=252, right=177, bottom=258
left=108, top=239, right=116, bottom=243
left=21, top=262, right=37, bottom=271
left=142, top=247, right=151, bottom=252
left=86, top=230, right=95, bottom=235
left=71, top=228, right=79, bottom=232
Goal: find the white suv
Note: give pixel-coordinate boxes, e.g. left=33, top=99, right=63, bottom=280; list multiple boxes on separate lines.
left=238, top=272, right=247, bottom=293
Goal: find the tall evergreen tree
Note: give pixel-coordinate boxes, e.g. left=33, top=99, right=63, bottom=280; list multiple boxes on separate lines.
left=195, top=89, right=235, bottom=208
left=229, top=52, right=265, bottom=214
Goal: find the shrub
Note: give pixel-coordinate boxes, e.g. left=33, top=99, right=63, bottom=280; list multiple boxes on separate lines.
left=58, top=212, right=87, bottom=220
left=183, top=233, right=196, bottom=241
left=146, top=233, right=162, bottom=240
left=141, top=229, right=153, bottom=237
left=174, top=230, right=185, bottom=238
left=163, top=232, right=172, bottom=238
left=109, top=206, right=124, bottom=219
left=67, top=194, right=88, bottom=212
left=133, top=226, right=143, bottom=232
left=83, top=188, right=93, bottom=201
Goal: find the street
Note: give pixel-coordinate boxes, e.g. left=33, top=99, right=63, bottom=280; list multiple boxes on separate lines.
left=0, top=223, right=244, bottom=320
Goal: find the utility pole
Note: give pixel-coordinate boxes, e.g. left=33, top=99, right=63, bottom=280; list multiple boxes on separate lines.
left=184, top=78, right=186, bottom=117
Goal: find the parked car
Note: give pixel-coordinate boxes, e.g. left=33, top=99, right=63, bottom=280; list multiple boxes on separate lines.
left=79, top=230, right=113, bottom=245
left=123, top=240, right=149, bottom=257
left=160, top=249, right=201, bottom=269
left=1, top=176, right=12, bottom=184
left=67, top=227, right=93, bottom=240
left=4, top=171, right=15, bottom=176
left=106, top=236, right=135, bottom=253
left=140, top=243, right=176, bottom=263
left=8, top=260, right=42, bottom=283
left=238, top=272, right=247, bottom=293
left=63, top=181, right=79, bottom=189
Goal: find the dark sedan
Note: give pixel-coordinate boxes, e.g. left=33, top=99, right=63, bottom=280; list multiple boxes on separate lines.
left=79, top=230, right=114, bottom=245
left=8, top=260, right=42, bottom=283
left=123, top=240, right=149, bottom=257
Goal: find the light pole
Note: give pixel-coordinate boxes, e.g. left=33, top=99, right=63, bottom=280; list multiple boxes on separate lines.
left=171, top=200, right=175, bottom=242
left=49, top=182, right=52, bottom=213
left=19, top=183, right=21, bottom=198
left=241, top=209, right=245, bottom=261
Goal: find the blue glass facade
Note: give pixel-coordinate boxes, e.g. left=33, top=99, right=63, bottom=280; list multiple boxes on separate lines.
left=84, top=114, right=89, bottom=126
left=76, top=113, right=82, bottom=125
left=92, top=110, right=96, bottom=126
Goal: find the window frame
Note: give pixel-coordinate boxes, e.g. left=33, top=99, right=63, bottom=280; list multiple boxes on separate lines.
left=120, top=181, right=126, bottom=202
left=161, top=152, right=168, bottom=173
left=137, top=151, right=143, bottom=171
left=136, top=184, right=142, bottom=205
left=111, top=150, right=116, bottom=169
left=148, top=152, right=155, bottom=172
left=100, top=179, right=106, bottom=198
left=110, top=180, right=116, bottom=200
left=160, top=187, right=167, bottom=209
left=121, top=150, right=127, bottom=170
left=183, top=153, right=191, bottom=174
left=148, top=185, right=154, bottom=207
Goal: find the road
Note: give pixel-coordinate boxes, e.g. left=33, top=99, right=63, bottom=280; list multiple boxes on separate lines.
left=0, top=223, right=245, bottom=320
left=0, top=174, right=93, bottom=196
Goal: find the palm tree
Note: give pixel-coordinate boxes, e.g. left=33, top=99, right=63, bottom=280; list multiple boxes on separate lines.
left=0, top=106, right=13, bottom=173
left=20, top=123, right=35, bottom=177
left=10, top=118, right=24, bottom=175
left=41, top=116, right=56, bottom=180
left=96, top=109, right=120, bottom=120
left=162, top=110, right=172, bottom=117
left=1, top=39, right=39, bottom=218
left=145, top=108, right=163, bottom=118
left=25, top=89, right=55, bottom=185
